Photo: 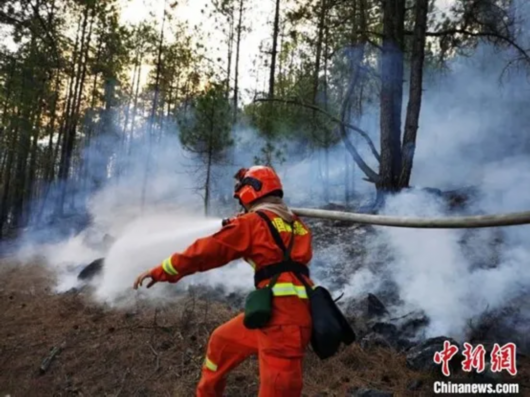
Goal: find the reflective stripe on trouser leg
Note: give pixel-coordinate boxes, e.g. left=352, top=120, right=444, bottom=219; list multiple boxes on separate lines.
left=196, top=314, right=258, bottom=397
left=204, top=357, right=218, bottom=372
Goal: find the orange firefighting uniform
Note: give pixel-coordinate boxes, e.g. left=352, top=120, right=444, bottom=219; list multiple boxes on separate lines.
left=149, top=209, right=314, bottom=396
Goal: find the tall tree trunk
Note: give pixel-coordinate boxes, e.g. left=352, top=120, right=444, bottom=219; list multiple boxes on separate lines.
left=205, top=102, right=216, bottom=216
left=226, top=10, right=234, bottom=99
left=72, top=6, right=94, bottom=129
left=12, top=23, right=43, bottom=229
left=313, top=0, right=327, bottom=106
left=278, top=26, right=285, bottom=98
left=377, top=0, right=405, bottom=193
left=25, top=63, right=50, bottom=226
left=128, top=57, right=143, bottom=155
left=12, top=102, right=30, bottom=230
left=81, top=32, right=103, bottom=196
left=57, top=11, right=86, bottom=214
left=123, top=39, right=140, bottom=139
left=58, top=14, right=83, bottom=180
left=398, top=0, right=428, bottom=188
left=205, top=144, right=213, bottom=216
left=0, top=58, right=15, bottom=141
left=269, top=0, right=281, bottom=99
left=323, top=22, right=329, bottom=110
left=36, top=74, right=61, bottom=226
left=261, top=0, right=282, bottom=166
left=116, top=47, right=139, bottom=180
left=44, top=74, right=61, bottom=183
left=69, top=6, right=95, bottom=207
left=141, top=6, right=166, bottom=209
left=0, top=125, right=18, bottom=236
left=26, top=108, right=43, bottom=225
left=233, top=0, right=244, bottom=123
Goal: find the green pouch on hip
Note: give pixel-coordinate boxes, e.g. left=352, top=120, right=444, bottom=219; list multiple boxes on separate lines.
left=243, top=274, right=280, bottom=329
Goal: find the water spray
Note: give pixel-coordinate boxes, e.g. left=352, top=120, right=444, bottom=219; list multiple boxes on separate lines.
left=77, top=206, right=530, bottom=285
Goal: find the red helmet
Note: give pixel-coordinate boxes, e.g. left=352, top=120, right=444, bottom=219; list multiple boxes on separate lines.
left=233, top=166, right=283, bottom=206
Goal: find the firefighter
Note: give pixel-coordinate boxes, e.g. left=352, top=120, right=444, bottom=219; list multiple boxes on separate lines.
left=133, top=165, right=314, bottom=396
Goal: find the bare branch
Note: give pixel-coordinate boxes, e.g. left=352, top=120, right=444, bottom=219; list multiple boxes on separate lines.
left=420, top=29, right=530, bottom=64
left=336, top=41, right=381, bottom=184
left=337, top=123, right=380, bottom=183
left=252, top=97, right=381, bottom=163
left=115, top=368, right=131, bottom=397
left=147, top=342, right=161, bottom=372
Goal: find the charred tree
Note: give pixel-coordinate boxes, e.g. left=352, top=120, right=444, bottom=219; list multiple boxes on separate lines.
left=377, top=0, right=405, bottom=194
left=398, top=0, right=429, bottom=189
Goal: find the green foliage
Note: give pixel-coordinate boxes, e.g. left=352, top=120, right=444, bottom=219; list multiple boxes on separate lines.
left=0, top=0, right=528, bottom=229
left=253, top=141, right=286, bottom=166
left=178, top=82, right=233, bottom=160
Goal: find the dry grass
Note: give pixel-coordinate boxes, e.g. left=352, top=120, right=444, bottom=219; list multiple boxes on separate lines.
left=1, top=262, right=528, bottom=396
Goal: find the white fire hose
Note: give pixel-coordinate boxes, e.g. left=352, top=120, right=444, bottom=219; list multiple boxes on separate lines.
left=291, top=207, right=530, bottom=229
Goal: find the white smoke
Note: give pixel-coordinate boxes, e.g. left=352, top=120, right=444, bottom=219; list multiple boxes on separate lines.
left=10, top=11, right=530, bottom=350
left=338, top=41, right=530, bottom=344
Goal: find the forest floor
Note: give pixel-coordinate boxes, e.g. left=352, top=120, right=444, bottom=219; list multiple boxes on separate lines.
left=1, top=260, right=529, bottom=397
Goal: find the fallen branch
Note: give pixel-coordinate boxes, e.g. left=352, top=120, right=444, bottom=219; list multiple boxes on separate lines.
left=115, top=367, right=130, bottom=397
left=39, top=341, right=66, bottom=375
left=387, top=311, right=418, bottom=322
left=148, top=342, right=161, bottom=372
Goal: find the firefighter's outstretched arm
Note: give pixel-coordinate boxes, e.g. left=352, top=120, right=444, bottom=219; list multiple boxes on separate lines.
left=133, top=215, right=253, bottom=290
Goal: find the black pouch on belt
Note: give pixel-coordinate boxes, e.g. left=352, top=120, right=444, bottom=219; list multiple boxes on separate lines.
left=294, top=273, right=356, bottom=360
left=243, top=272, right=280, bottom=329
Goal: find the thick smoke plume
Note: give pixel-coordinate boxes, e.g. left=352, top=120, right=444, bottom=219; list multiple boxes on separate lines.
left=342, top=44, right=530, bottom=348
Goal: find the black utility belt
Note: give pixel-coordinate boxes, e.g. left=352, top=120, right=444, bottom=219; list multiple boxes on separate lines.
left=253, top=261, right=310, bottom=287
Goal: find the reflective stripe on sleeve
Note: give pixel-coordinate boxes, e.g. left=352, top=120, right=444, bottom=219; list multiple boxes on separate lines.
left=161, top=257, right=178, bottom=276
left=204, top=357, right=218, bottom=371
